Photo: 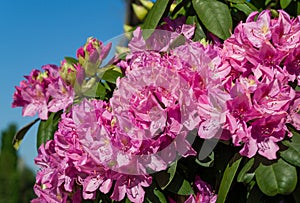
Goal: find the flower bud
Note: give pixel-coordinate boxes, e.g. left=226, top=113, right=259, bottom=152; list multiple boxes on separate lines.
left=59, top=59, right=81, bottom=86
left=132, top=3, right=148, bottom=21
left=140, top=0, right=154, bottom=10
left=170, top=3, right=177, bottom=13
left=76, top=37, right=111, bottom=77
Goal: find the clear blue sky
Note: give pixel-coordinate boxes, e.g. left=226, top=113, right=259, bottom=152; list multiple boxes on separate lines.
left=0, top=0, right=126, bottom=171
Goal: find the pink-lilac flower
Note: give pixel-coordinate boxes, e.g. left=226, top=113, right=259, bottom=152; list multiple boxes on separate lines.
left=33, top=111, right=115, bottom=202
left=188, top=176, right=217, bottom=203
left=110, top=54, right=198, bottom=165
left=72, top=99, right=154, bottom=202
left=12, top=64, right=74, bottom=120
left=222, top=10, right=300, bottom=159
left=33, top=140, right=77, bottom=203
left=171, top=41, right=231, bottom=141
left=168, top=176, right=217, bottom=203
left=110, top=174, right=152, bottom=203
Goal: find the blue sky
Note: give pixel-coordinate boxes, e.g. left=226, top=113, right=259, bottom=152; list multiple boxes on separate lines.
left=0, top=0, right=126, bottom=171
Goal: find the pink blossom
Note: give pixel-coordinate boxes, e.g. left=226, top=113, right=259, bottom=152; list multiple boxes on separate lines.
left=249, top=114, right=287, bottom=159
left=111, top=174, right=152, bottom=203
left=72, top=99, right=155, bottom=201
left=168, top=176, right=217, bottom=203
left=110, top=56, right=197, bottom=165
left=33, top=111, right=114, bottom=202
left=12, top=64, right=74, bottom=120
left=222, top=10, right=300, bottom=159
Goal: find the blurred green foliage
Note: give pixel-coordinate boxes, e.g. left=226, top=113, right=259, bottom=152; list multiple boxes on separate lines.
left=0, top=124, right=35, bottom=203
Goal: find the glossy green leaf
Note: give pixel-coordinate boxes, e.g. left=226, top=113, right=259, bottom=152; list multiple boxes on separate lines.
left=280, top=0, right=292, bottom=9
left=195, top=151, right=214, bottom=167
left=226, top=0, right=245, bottom=3
left=166, top=176, right=194, bottom=195
left=281, top=127, right=300, bottom=167
left=153, top=189, right=167, bottom=203
left=256, top=158, right=297, bottom=196
left=281, top=136, right=300, bottom=167
left=171, top=0, right=187, bottom=18
left=96, top=82, right=106, bottom=100
left=64, top=57, right=78, bottom=65
left=142, top=0, right=169, bottom=39
left=265, top=0, right=272, bottom=6
left=233, top=3, right=255, bottom=16
left=192, top=0, right=232, bottom=40
left=216, top=153, right=242, bottom=203
left=101, top=69, right=123, bottom=84
left=145, top=183, right=167, bottom=203
left=237, top=158, right=255, bottom=183
left=12, top=118, right=39, bottom=150
left=186, top=16, right=206, bottom=41
left=37, top=111, right=62, bottom=149
left=81, top=77, right=98, bottom=97
left=156, top=161, right=177, bottom=190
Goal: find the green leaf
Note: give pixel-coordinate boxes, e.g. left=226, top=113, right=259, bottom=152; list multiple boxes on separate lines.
left=295, top=85, right=300, bottom=91
left=186, top=16, right=206, bottom=41
left=192, top=0, right=232, bottom=40
left=216, top=153, right=242, bottom=203
left=145, top=183, right=167, bottom=203
left=226, top=0, right=245, bottom=3
left=96, top=82, right=106, bottom=100
left=12, top=118, right=39, bottom=150
left=237, top=158, right=255, bottom=183
left=37, top=111, right=62, bottom=149
left=255, top=158, right=297, bottom=196
left=281, top=126, right=300, bottom=167
left=102, top=80, right=112, bottom=91
left=124, top=198, right=131, bottom=203
left=101, top=69, right=123, bottom=84
left=171, top=0, right=191, bottom=18
left=142, top=0, right=169, bottom=39
left=233, top=3, right=255, bottom=16
left=281, top=136, right=300, bottom=167
left=195, top=151, right=214, bottom=167
left=166, top=175, right=194, bottom=195
left=81, top=77, right=98, bottom=97
left=280, top=0, right=292, bottom=9
left=64, top=56, right=78, bottom=64
left=153, top=189, right=167, bottom=203
left=265, top=0, right=272, bottom=6
left=156, top=161, right=177, bottom=190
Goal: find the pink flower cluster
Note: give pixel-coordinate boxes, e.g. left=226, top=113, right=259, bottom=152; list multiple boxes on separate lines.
left=12, top=64, right=74, bottom=120
left=221, top=10, right=300, bottom=159
left=14, top=10, right=300, bottom=203
left=33, top=100, right=153, bottom=203
left=12, top=37, right=112, bottom=120
left=169, top=176, right=217, bottom=203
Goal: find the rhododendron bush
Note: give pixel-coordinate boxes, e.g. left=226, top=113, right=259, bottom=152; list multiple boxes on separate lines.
left=11, top=0, right=300, bottom=202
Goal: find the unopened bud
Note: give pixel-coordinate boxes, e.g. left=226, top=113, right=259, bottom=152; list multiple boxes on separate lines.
left=132, top=3, right=148, bottom=21
left=76, top=37, right=111, bottom=77
left=60, top=59, right=81, bottom=86
left=170, top=3, right=177, bottom=13
left=124, top=24, right=133, bottom=33
left=140, top=0, right=154, bottom=10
